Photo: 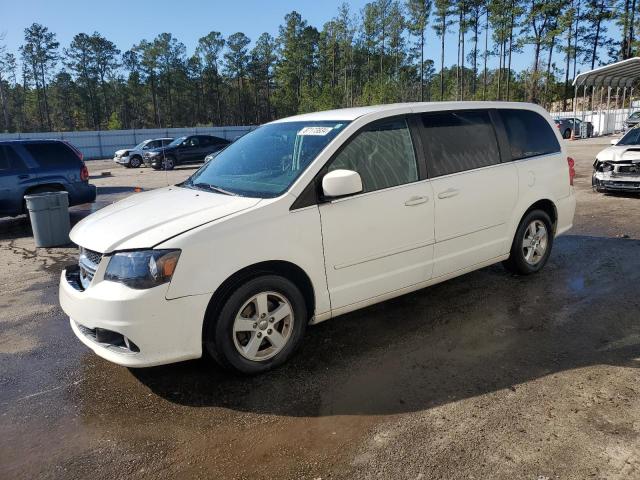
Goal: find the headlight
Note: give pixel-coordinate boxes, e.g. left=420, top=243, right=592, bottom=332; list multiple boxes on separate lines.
left=104, top=249, right=181, bottom=289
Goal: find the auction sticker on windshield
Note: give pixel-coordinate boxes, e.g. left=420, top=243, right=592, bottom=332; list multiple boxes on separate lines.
left=298, top=126, right=334, bottom=136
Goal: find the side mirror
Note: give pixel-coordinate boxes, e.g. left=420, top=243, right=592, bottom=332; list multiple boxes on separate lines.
left=322, top=169, right=363, bottom=198
left=610, top=139, right=618, bottom=145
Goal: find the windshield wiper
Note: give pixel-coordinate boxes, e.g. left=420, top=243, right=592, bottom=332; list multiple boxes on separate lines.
left=192, top=182, right=237, bottom=196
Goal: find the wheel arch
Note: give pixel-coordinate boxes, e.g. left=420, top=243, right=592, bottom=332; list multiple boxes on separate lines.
left=202, top=260, right=316, bottom=340
left=522, top=198, right=558, bottom=233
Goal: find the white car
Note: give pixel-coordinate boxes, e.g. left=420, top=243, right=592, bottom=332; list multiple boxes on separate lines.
left=113, top=138, right=173, bottom=168
left=60, top=102, right=576, bottom=374
left=592, top=126, right=640, bottom=192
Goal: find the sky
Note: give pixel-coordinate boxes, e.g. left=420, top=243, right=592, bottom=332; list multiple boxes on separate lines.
left=0, top=0, right=622, bottom=76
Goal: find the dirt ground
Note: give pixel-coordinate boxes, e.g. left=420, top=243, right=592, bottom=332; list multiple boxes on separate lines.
left=1, top=138, right=640, bottom=480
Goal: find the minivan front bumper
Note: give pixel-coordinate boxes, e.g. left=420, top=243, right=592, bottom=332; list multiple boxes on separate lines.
left=593, top=171, right=640, bottom=192
left=59, top=266, right=211, bottom=367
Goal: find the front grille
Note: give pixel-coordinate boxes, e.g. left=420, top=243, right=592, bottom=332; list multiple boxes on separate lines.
left=79, top=247, right=103, bottom=290
left=82, top=248, right=102, bottom=265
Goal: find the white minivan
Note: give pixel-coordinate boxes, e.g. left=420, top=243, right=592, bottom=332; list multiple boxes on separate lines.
left=60, top=102, right=576, bottom=374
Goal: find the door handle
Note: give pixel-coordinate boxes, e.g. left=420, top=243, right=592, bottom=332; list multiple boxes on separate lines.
left=404, top=195, right=429, bottom=206
left=437, top=188, right=460, bottom=199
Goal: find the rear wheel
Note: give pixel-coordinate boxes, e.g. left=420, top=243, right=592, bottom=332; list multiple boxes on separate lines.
left=563, top=128, right=572, bottom=139
left=503, top=210, right=554, bottom=275
left=204, top=275, right=307, bottom=374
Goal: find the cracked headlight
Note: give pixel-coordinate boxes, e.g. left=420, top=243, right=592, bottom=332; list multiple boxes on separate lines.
left=104, top=250, right=181, bottom=289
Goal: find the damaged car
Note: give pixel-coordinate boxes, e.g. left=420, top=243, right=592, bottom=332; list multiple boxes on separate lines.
left=593, top=126, right=640, bottom=193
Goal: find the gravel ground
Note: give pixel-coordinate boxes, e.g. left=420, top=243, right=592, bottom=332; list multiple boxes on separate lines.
left=1, top=138, right=639, bottom=480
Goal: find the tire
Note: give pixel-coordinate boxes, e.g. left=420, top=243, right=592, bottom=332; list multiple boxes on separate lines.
left=161, top=156, right=175, bottom=170
left=563, top=128, right=571, bottom=139
left=503, top=209, right=554, bottom=275
left=204, top=275, right=308, bottom=374
left=129, top=156, right=142, bottom=168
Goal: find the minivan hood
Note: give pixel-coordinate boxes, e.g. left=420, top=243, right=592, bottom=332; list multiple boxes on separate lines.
left=70, top=186, right=261, bottom=253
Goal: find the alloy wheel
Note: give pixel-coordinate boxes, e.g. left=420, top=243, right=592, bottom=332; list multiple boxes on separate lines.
left=522, top=219, right=548, bottom=265
left=232, top=291, right=294, bottom=361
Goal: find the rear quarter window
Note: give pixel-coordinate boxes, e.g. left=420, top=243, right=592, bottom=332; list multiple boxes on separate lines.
left=23, top=142, right=80, bottom=167
left=499, top=109, right=561, bottom=161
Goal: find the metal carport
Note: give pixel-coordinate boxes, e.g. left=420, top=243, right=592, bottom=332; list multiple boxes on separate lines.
left=571, top=57, right=640, bottom=138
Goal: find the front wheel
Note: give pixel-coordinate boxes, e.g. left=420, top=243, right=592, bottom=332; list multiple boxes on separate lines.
left=161, top=156, right=175, bottom=170
left=129, top=156, right=142, bottom=168
left=204, top=275, right=307, bottom=374
left=503, top=210, right=554, bottom=275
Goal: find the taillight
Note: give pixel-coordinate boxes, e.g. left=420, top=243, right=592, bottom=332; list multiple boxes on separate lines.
left=80, top=164, right=89, bottom=182
left=567, top=157, right=575, bottom=186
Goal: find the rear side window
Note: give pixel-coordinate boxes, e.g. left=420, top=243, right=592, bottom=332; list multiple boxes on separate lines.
left=421, top=110, right=500, bottom=177
left=24, top=142, right=79, bottom=167
left=328, top=117, right=418, bottom=193
left=498, top=109, right=561, bottom=161
left=0, top=146, right=26, bottom=171
left=0, top=146, right=11, bottom=170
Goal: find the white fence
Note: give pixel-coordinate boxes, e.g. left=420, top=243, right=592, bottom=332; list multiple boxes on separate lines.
left=0, top=126, right=257, bottom=160
left=553, top=105, right=639, bottom=136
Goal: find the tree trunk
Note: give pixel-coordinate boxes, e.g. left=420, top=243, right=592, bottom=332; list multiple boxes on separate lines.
left=40, top=65, right=52, bottom=131
left=544, top=36, right=556, bottom=108
left=483, top=9, right=488, bottom=100
left=590, top=4, right=603, bottom=70
left=530, top=41, right=541, bottom=103
left=472, top=9, right=479, bottom=96
left=440, top=16, right=445, bottom=101
left=461, top=5, right=466, bottom=101
left=506, top=1, right=515, bottom=101
left=629, top=0, right=636, bottom=58
left=563, top=7, right=572, bottom=111
left=0, top=73, right=9, bottom=131
left=497, top=38, right=503, bottom=101
left=572, top=0, right=580, bottom=80
left=420, top=31, right=425, bottom=101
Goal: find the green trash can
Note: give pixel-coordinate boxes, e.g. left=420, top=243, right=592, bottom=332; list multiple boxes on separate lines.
left=24, top=191, right=71, bottom=247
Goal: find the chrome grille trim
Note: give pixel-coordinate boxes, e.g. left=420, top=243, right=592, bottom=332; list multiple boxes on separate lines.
left=79, top=247, right=103, bottom=290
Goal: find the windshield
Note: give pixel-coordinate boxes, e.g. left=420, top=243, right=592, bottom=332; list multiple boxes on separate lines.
left=617, top=127, right=640, bottom=146
left=168, top=136, right=187, bottom=147
left=134, top=140, right=149, bottom=150
left=182, top=121, right=349, bottom=198
left=629, top=112, right=640, bottom=119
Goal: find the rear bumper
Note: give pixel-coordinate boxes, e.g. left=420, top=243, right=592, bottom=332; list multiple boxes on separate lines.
left=67, top=183, right=96, bottom=206
left=59, top=266, right=210, bottom=367
left=555, top=191, right=576, bottom=236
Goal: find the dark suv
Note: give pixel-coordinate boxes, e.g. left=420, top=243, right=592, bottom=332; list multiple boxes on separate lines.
left=0, top=140, right=96, bottom=217
left=143, top=135, right=230, bottom=170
